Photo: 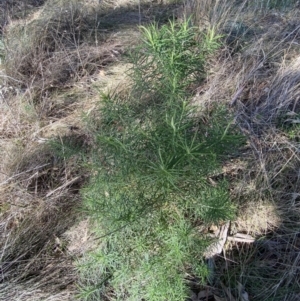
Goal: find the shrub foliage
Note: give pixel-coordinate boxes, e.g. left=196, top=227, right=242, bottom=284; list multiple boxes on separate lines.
left=79, top=19, right=244, bottom=301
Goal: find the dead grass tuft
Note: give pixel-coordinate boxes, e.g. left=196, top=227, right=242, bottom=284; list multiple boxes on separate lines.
left=0, top=190, right=80, bottom=300
left=217, top=230, right=300, bottom=301
left=0, top=95, right=88, bottom=297
left=0, top=0, right=47, bottom=34
left=0, top=141, right=85, bottom=300
left=3, top=0, right=124, bottom=101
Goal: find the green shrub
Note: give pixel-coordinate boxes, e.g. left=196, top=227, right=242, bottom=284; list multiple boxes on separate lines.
left=130, top=20, right=221, bottom=100
left=78, top=18, right=244, bottom=301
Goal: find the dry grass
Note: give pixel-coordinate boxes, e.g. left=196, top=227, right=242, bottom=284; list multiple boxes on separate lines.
left=0, top=0, right=47, bottom=34
left=0, top=141, right=85, bottom=297
left=185, top=0, right=300, bottom=299
left=3, top=0, right=124, bottom=102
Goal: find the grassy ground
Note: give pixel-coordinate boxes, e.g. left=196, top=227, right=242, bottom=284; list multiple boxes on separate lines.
left=0, top=0, right=300, bottom=300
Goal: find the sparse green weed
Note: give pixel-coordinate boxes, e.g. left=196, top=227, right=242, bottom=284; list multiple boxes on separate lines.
left=277, top=112, right=300, bottom=141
